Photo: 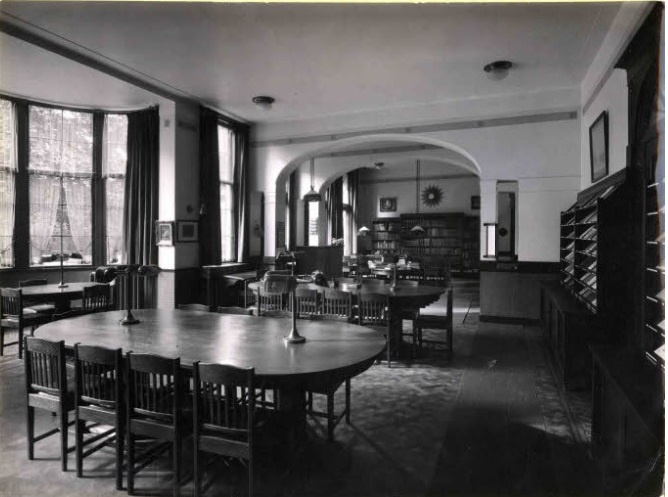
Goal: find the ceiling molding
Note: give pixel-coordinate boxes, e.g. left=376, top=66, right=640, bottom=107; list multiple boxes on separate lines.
left=250, top=110, right=578, bottom=148
left=360, top=173, right=476, bottom=185
left=315, top=144, right=441, bottom=160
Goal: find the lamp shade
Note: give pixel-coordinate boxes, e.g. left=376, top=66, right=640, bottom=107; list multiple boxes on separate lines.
left=410, top=225, right=425, bottom=234
left=303, top=188, right=322, bottom=202
left=357, top=225, right=371, bottom=236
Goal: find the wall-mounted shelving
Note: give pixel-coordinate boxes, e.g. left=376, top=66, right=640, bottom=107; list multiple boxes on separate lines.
left=372, top=213, right=479, bottom=273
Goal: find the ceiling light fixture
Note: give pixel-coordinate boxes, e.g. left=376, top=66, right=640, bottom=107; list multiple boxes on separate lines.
left=411, top=159, right=425, bottom=235
left=252, top=95, right=275, bottom=110
left=484, top=60, right=512, bottom=81
left=303, top=157, right=322, bottom=203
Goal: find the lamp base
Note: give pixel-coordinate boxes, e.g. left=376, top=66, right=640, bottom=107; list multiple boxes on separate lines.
left=119, top=309, right=140, bottom=325
left=58, top=283, right=69, bottom=288
left=284, top=334, right=306, bottom=344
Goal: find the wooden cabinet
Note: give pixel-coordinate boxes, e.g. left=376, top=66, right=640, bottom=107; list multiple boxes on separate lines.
left=590, top=347, right=663, bottom=492
left=539, top=281, right=598, bottom=390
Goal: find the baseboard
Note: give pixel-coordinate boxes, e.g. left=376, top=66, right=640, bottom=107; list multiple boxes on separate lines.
left=479, top=315, right=540, bottom=325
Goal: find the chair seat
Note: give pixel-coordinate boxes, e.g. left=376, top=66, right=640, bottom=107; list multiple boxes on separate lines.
left=25, top=304, right=57, bottom=315
left=2, top=312, right=53, bottom=328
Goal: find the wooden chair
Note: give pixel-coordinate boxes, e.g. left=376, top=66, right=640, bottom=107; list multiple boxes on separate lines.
left=255, top=288, right=285, bottom=316
left=73, top=344, right=124, bottom=490
left=19, top=279, right=56, bottom=315
left=216, top=306, right=253, bottom=316
left=319, top=288, right=353, bottom=322
left=413, top=289, right=453, bottom=353
left=358, top=292, right=399, bottom=367
left=1, top=288, right=52, bottom=358
left=126, top=353, right=188, bottom=497
left=81, top=284, right=112, bottom=314
left=24, top=337, right=75, bottom=471
left=192, top=362, right=256, bottom=497
left=290, top=287, right=319, bottom=318
left=178, top=303, right=212, bottom=312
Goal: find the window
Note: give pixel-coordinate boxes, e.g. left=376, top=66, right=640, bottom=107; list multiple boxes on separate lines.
left=218, top=125, right=235, bottom=262
left=103, top=114, right=127, bottom=263
left=29, top=106, right=93, bottom=266
left=0, top=96, right=131, bottom=270
left=342, top=174, right=352, bottom=256
left=0, top=100, right=16, bottom=267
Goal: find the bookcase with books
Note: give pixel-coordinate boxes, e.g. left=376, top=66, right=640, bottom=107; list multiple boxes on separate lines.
left=371, top=218, right=401, bottom=253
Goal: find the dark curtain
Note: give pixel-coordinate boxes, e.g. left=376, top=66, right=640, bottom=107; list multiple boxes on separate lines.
left=123, top=107, right=159, bottom=265
left=199, top=107, right=221, bottom=266
left=347, top=170, right=359, bottom=253
left=326, top=177, right=343, bottom=243
left=288, top=171, right=297, bottom=250
left=234, top=124, right=250, bottom=262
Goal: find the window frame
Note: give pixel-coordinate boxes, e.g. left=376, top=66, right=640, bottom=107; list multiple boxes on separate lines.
left=0, top=94, right=130, bottom=271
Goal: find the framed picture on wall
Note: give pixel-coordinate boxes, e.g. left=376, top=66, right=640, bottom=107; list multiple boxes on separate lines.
left=589, top=110, right=609, bottom=183
left=177, top=220, right=199, bottom=242
left=155, top=221, right=175, bottom=246
left=379, top=197, right=397, bottom=212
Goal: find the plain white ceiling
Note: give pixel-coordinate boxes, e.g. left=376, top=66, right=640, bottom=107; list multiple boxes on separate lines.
left=0, top=2, right=623, bottom=124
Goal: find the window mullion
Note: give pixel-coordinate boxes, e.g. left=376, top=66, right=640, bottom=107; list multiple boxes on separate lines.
left=92, top=112, right=105, bottom=266
left=14, top=101, right=30, bottom=269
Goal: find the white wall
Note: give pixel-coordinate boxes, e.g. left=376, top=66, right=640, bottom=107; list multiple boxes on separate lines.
left=580, top=69, right=629, bottom=191
left=253, top=114, right=582, bottom=262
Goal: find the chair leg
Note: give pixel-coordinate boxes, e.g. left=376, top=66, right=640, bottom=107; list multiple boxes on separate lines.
left=193, top=445, right=200, bottom=497
left=18, top=327, right=24, bottom=359
left=327, top=392, right=334, bottom=441
left=0, top=326, right=4, bottom=356
left=345, top=379, right=351, bottom=424
left=127, top=432, right=135, bottom=495
left=75, top=413, right=83, bottom=477
left=27, top=405, right=34, bottom=460
left=173, top=436, right=181, bottom=497
left=248, top=451, right=253, bottom=497
left=60, top=410, right=68, bottom=472
left=116, top=421, right=124, bottom=491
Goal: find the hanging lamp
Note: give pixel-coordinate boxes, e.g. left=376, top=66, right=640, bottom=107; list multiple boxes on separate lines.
left=303, top=157, right=322, bottom=202
left=411, top=159, right=425, bottom=234
left=357, top=225, right=371, bottom=236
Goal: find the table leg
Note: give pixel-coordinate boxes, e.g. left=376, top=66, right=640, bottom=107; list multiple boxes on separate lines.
left=276, top=387, right=308, bottom=449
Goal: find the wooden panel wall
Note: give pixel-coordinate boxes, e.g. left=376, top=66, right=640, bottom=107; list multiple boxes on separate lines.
left=480, top=261, right=559, bottom=321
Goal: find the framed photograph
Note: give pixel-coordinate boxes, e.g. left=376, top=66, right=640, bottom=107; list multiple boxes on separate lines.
left=155, top=221, right=175, bottom=246
left=471, top=195, right=481, bottom=210
left=177, top=220, right=199, bottom=242
left=589, top=111, right=609, bottom=183
left=379, top=197, right=397, bottom=212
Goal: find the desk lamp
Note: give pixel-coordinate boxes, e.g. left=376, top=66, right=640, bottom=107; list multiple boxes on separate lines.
left=262, top=271, right=305, bottom=344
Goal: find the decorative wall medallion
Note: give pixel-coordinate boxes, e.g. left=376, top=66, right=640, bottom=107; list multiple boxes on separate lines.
left=421, top=185, right=443, bottom=207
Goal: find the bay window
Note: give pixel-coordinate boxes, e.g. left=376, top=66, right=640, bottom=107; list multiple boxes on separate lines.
left=0, top=96, right=129, bottom=269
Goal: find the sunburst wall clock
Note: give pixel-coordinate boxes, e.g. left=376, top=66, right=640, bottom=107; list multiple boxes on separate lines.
left=421, top=185, right=443, bottom=207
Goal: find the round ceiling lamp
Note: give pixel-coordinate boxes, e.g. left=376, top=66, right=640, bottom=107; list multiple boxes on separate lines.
left=252, top=95, right=275, bottom=110
left=303, top=158, right=322, bottom=202
left=484, top=60, right=512, bottom=81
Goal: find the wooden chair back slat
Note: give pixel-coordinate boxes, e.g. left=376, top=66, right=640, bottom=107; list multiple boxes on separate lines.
left=25, top=337, right=66, bottom=397
left=256, top=288, right=285, bottom=316
left=358, top=292, right=389, bottom=327
left=320, top=289, right=353, bottom=322
left=75, top=344, right=122, bottom=409
left=82, top=284, right=111, bottom=312
left=127, top=353, right=180, bottom=422
left=1, top=288, right=23, bottom=317
left=290, top=288, right=319, bottom=317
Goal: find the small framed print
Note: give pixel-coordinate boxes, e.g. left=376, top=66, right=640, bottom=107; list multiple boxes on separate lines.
left=471, top=195, right=481, bottom=210
left=589, top=110, right=609, bottom=183
left=155, top=221, right=175, bottom=246
left=379, top=197, right=397, bottom=212
left=177, top=220, right=199, bottom=243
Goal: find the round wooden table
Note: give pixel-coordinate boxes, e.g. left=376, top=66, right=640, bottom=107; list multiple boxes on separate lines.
left=36, top=309, right=386, bottom=437
left=19, top=282, right=99, bottom=312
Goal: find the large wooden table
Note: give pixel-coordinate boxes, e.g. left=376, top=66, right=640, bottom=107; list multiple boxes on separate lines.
left=36, top=309, right=386, bottom=437
left=19, top=282, right=98, bottom=312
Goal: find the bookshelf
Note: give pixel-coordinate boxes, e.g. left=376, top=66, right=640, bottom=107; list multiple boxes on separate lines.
left=372, top=213, right=479, bottom=273
left=643, top=150, right=665, bottom=369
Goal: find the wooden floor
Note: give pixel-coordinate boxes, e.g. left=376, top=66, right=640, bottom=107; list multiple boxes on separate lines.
left=0, top=277, right=610, bottom=497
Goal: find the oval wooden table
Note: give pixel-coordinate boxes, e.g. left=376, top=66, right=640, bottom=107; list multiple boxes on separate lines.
left=36, top=308, right=386, bottom=440
left=19, top=282, right=99, bottom=312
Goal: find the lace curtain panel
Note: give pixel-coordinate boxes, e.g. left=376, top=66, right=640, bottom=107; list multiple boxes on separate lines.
left=103, top=114, right=127, bottom=263
left=63, top=177, right=92, bottom=260
left=29, top=174, right=60, bottom=259
left=0, top=100, right=16, bottom=267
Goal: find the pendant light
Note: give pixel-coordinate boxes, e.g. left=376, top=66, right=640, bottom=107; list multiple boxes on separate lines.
left=303, top=157, right=322, bottom=203
left=411, top=159, right=425, bottom=235
left=357, top=225, right=371, bottom=237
